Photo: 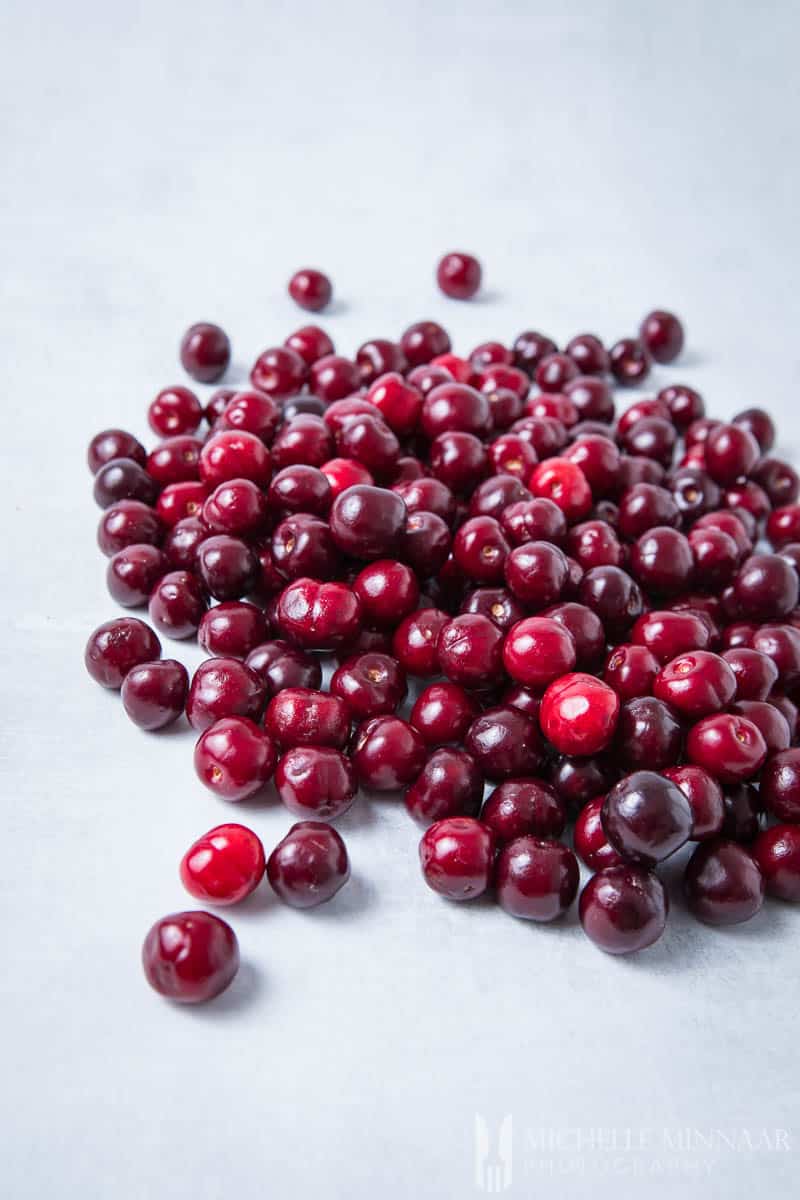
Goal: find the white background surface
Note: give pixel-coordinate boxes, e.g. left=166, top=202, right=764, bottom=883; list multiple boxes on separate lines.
left=2, top=1, right=799, bottom=1196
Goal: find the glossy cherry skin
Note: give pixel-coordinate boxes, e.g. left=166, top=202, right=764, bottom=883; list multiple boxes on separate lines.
left=730, top=700, right=791, bottom=755
left=580, top=866, right=667, bottom=954
left=194, top=537, right=254, bottom=605
left=200, top=430, right=272, bottom=489
left=148, top=386, right=203, bottom=438
left=97, top=500, right=164, bottom=557
left=284, top=324, right=334, bottom=366
left=684, top=839, right=764, bottom=925
left=464, top=706, right=543, bottom=781
left=352, top=716, right=427, bottom=791
left=603, top=643, right=659, bottom=701
left=142, top=911, right=239, bottom=1003
left=245, top=639, right=321, bottom=697
left=528, top=457, right=592, bottom=522
left=288, top=268, right=332, bottom=312
left=393, top=608, right=450, bottom=676
left=330, top=652, right=407, bottom=719
left=639, top=310, right=684, bottom=363
left=275, top=746, right=357, bottom=819
left=88, top=429, right=147, bottom=474
left=106, top=544, right=168, bottom=607
left=460, top=587, right=525, bottom=634
left=504, top=540, right=569, bottom=608
left=121, top=659, right=188, bottom=729
left=186, top=657, right=266, bottom=732
left=578, top=566, right=644, bottom=641
left=614, top=697, right=682, bottom=771
left=400, top=320, right=451, bottom=367
left=631, top=526, right=693, bottom=596
left=198, top=601, right=268, bottom=659
left=631, top=609, right=711, bottom=664
left=400, top=511, right=452, bottom=578
left=704, top=423, right=760, bottom=486
left=249, top=345, right=307, bottom=399
left=686, top=713, right=767, bottom=784
left=512, top=329, right=557, bottom=374
left=436, top=251, right=482, bottom=299
left=352, top=560, right=419, bottom=627
left=419, top=817, right=495, bottom=900
left=496, top=837, right=579, bottom=921
left=265, top=688, right=350, bottom=750
left=329, top=484, right=406, bottom=560
left=609, top=337, right=651, bottom=385
left=180, top=823, right=265, bottom=905
left=753, top=456, right=799, bottom=506
left=573, top=798, right=624, bottom=871
left=93, top=457, right=159, bottom=509
left=662, top=765, right=724, bottom=840
left=721, top=647, right=779, bottom=701
left=502, top=616, right=577, bottom=690
left=752, top=624, right=800, bottom=688
left=194, top=716, right=277, bottom=802
left=202, top=478, right=268, bottom=537
left=481, top=779, right=566, bottom=843
left=437, top=613, right=505, bottom=690
left=271, top=514, right=339, bottom=582
left=85, top=617, right=162, bottom=689
left=653, top=651, right=736, bottom=719
left=404, top=748, right=483, bottom=824
left=601, top=771, right=692, bottom=867
left=430, top=431, right=489, bottom=495
left=540, top=673, right=620, bottom=757
left=409, top=683, right=479, bottom=747
left=147, top=569, right=208, bottom=638
left=760, top=748, right=800, bottom=822
left=179, top=322, right=231, bottom=383
left=156, top=480, right=208, bottom=527
left=734, top=554, right=799, bottom=621
left=276, top=578, right=361, bottom=650
left=272, top=415, right=334, bottom=470
left=752, top=825, right=800, bottom=900
left=267, top=821, right=349, bottom=909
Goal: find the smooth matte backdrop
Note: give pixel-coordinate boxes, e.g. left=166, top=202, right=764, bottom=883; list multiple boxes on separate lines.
left=1, top=2, right=799, bottom=1197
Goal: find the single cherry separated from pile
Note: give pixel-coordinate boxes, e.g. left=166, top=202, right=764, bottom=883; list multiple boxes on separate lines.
left=85, top=259, right=800, bottom=1004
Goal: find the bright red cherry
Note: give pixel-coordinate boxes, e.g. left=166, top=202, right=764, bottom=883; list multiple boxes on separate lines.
left=180, top=823, right=265, bottom=904
left=539, top=673, right=620, bottom=756
left=502, top=616, right=577, bottom=690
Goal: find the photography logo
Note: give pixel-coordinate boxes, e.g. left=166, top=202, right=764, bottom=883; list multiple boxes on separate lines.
left=474, top=1114, right=513, bottom=1192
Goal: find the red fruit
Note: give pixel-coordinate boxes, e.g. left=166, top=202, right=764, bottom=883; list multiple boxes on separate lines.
left=436, top=251, right=482, bottom=300
left=288, top=268, right=332, bottom=312
left=267, top=821, right=350, bottom=908
left=142, top=911, right=239, bottom=1003
left=275, top=746, right=357, bottom=819
left=502, top=616, right=576, bottom=690
left=419, top=817, right=495, bottom=899
left=180, top=824, right=265, bottom=904
left=529, top=457, right=592, bottom=522
left=539, top=673, right=620, bottom=756
left=194, top=716, right=277, bottom=801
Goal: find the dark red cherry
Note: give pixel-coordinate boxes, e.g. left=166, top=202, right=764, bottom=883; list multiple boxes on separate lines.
left=580, top=866, right=667, bottom=954
left=267, top=822, right=350, bottom=908
left=602, top=770, right=692, bottom=867
left=684, top=839, right=764, bottom=925
left=142, top=911, right=239, bottom=1003
left=288, top=268, right=332, bottom=312
left=275, top=747, right=356, bottom=819
left=419, top=817, right=495, bottom=899
left=180, top=323, right=231, bottom=382
left=404, top=748, right=484, bottom=824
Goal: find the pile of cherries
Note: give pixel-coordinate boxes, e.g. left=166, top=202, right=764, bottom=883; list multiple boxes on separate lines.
left=85, top=260, right=800, bottom=1006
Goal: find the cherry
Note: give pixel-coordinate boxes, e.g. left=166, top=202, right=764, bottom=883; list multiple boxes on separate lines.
left=276, top=577, right=361, bottom=650
left=719, top=782, right=762, bottom=842
left=464, top=705, right=543, bottom=780
left=142, top=911, right=239, bottom=1003
left=197, top=601, right=267, bottom=659
left=419, top=817, right=495, bottom=900
left=106, top=544, right=168, bottom=607
left=573, top=798, right=624, bottom=871
left=617, top=484, right=679, bottom=541
left=393, top=608, right=450, bottom=676
left=85, top=617, right=162, bottom=689
left=330, top=652, right=407, bottom=719
left=540, top=673, right=620, bottom=756
left=752, top=825, right=800, bottom=901
left=437, top=613, right=505, bottom=690
left=421, top=382, right=491, bottom=440
left=194, top=715, right=277, bottom=801
left=734, top=554, right=799, bottom=621
left=721, top=647, right=779, bottom=700
left=603, top=643, right=659, bottom=701
left=288, top=268, right=332, bottom=312
left=197, top=535, right=257, bottom=601
left=753, top=456, right=799, bottom=506
left=245, top=639, right=321, bottom=697
left=501, top=497, right=566, bottom=546
left=147, top=436, right=203, bottom=487
left=496, top=837, right=578, bottom=921
left=163, top=516, right=208, bottom=569
left=481, top=779, right=566, bottom=843
left=752, top=624, right=800, bottom=687
left=352, top=715, right=427, bottom=790
left=121, top=659, right=188, bottom=729
left=93, top=458, right=158, bottom=509
left=393, top=477, right=456, bottom=524
left=567, top=520, right=623, bottom=570
left=284, top=324, right=334, bottom=365
left=352, top=559, right=419, bottom=627
left=307, top=354, right=358, bottom=403
left=631, top=608, right=711, bottom=664
left=200, top=430, right=272, bottom=489
left=429, top=431, right=489, bottom=495
left=88, top=429, right=146, bottom=474
left=504, top=540, right=569, bottom=608
left=502, top=616, right=576, bottom=690
left=460, top=587, right=525, bottom=634
left=404, top=748, right=483, bottom=824
left=409, top=683, right=479, bottom=748
left=267, top=821, right=350, bottom=908
left=329, top=484, right=406, bottom=559
left=703, top=426, right=759, bottom=489
left=563, top=435, right=620, bottom=496
left=602, top=770, right=692, bottom=867
left=400, top=320, right=451, bottom=367
left=322, top=457, right=374, bottom=499
left=365, top=372, right=421, bottom=436
left=565, top=332, right=608, bottom=375
left=180, top=323, right=231, bottom=382
left=615, top=696, right=682, bottom=770
left=529, top=457, right=592, bottom=522
left=580, top=866, right=667, bottom=954
left=488, top=434, right=538, bottom=480
left=469, top=475, right=530, bottom=522
left=512, top=330, right=557, bottom=374
left=250, top=346, right=307, bottom=399
left=662, top=765, right=724, bottom=840
left=564, top=375, right=615, bottom=423
left=148, top=386, right=203, bottom=437
left=534, top=352, right=579, bottom=393
left=400, top=511, right=452, bottom=577
left=186, top=657, right=266, bottom=731
left=631, top=526, right=693, bottom=596
left=275, top=746, right=357, bottom=819
left=684, top=839, right=764, bottom=925
left=97, top=500, right=164, bottom=557
left=265, top=688, right=350, bottom=750
left=609, top=337, right=651, bottom=385
left=180, top=823, right=265, bottom=905
left=639, top=310, right=684, bottom=363
left=760, top=748, right=800, bottom=822
left=205, top=388, right=236, bottom=423
left=686, top=713, right=768, bottom=784
left=653, top=651, right=736, bottom=719
left=155, top=481, right=208, bottom=528
left=272, top=514, right=340, bottom=581
left=730, top=699, right=790, bottom=755
left=436, top=251, right=482, bottom=299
